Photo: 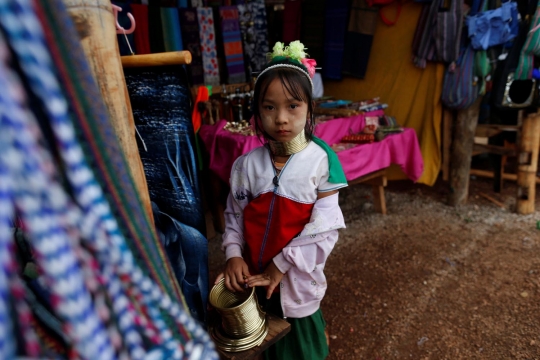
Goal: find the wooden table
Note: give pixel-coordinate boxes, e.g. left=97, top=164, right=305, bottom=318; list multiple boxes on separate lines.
left=211, top=313, right=291, bottom=360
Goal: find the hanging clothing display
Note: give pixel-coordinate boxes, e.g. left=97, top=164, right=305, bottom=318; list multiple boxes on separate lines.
left=0, top=0, right=218, bottom=358
left=323, top=0, right=350, bottom=80
left=300, top=0, right=326, bottom=69
left=342, top=0, right=378, bottom=79
left=237, top=0, right=269, bottom=74
left=130, top=4, right=151, bottom=54
left=180, top=8, right=205, bottom=85
left=219, top=6, right=247, bottom=84
left=161, top=7, right=184, bottom=52
left=124, top=66, right=209, bottom=323
left=197, top=7, right=221, bottom=85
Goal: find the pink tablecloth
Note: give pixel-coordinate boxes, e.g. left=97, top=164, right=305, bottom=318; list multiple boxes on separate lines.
left=199, top=114, right=424, bottom=184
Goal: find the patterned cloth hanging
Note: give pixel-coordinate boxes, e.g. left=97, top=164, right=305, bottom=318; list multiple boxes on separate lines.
left=197, top=7, right=221, bottom=86
left=219, top=6, right=247, bottom=84
left=180, top=8, right=205, bottom=85
left=0, top=0, right=219, bottom=358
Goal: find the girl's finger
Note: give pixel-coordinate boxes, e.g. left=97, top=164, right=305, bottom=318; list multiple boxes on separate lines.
left=266, top=283, right=277, bottom=299
left=247, top=279, right=270, bottom=287
left=214, top=273, right=224, bottom=284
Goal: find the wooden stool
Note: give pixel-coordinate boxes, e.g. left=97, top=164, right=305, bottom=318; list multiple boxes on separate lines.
left=209, top=312, right=291, bottom=360
left=348, top=168, right=388, bottom=215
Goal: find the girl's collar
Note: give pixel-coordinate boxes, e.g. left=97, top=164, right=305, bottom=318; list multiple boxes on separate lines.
left=267, top=130, right=310, bottom=156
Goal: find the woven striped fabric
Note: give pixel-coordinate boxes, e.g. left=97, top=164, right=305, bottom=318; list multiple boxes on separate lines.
left=220, top=6, right=246, bottom=84
left=0, top=0, right=219, bottom=358
left=34, top=0, right=185, bottom=309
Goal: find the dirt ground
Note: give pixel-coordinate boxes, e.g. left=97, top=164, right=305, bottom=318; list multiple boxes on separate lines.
left=207, top=175, right=540, bottom=359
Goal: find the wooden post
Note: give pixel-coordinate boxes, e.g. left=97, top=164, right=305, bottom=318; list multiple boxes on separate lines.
left=516, top=113, right=540, bottom=214
left=442, top=109, right=453, bottom=182
left=448, top=97, right=482, bottom=206
left=63, top=0, right=154, bottom=221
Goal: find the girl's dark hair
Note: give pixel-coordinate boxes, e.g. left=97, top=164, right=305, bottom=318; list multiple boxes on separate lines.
left=252, top=61, right=315, bottom=141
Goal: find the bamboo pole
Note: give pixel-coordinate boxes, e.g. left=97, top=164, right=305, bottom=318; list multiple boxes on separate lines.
left=121, top=51, right=192, bottom=67
left=516, top=113, right=540, bottom=214
left=63, top=0, right=153, bottom=221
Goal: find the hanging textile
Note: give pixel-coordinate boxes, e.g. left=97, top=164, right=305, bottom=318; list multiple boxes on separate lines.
left=161, top=7, right=184, bottom=52
left=323, top=0, right=350, bottom=79
left=283, top=0, right=302, bottom=43
left=197, top=7, right=220, bottom=85
left=342, top=0, right=378, bottom=78
left=40, top=0, right=183, bottom=305
left=124, top=67, right=209, bottom=323
left=237, top=2, right=255, bottom=78
left=0, top=0, right=218, bottom=357
left=219, top=6, right=247, bottom=84
left=149, top=5, right=166, bottom=53
left=237, top=0, right=269, bottom=73
left=252, top=0, right=270, bottom=71
left=180, top=8, right=205, bottom=85
left=300, top=0, right=326, bottom=67
left=131, top=4, right=151, bottom=54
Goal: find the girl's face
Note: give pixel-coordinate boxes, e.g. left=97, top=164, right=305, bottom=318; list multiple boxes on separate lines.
left=259, top=78, right=309, bottom=142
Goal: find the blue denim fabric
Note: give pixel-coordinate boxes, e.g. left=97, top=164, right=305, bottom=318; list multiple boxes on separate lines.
left=124, top=67, right=206, bottom=237
left=467, top=1, right=518, bottom=50
left=153, top=203, right=209, bottom=325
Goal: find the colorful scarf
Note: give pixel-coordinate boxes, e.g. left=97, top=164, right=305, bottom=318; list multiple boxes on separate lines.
left=197, top=7, right=220, bottom=85
left=219, top=6, right=247, bottom=84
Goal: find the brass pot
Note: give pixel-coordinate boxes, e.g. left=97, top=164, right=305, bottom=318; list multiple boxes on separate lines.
left=209, top=278, right=268, bottom=352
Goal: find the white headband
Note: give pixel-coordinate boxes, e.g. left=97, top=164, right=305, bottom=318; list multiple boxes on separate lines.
left=254, top=63, right=314, bottom=90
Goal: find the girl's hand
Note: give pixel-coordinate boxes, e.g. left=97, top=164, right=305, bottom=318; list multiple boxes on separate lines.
left=246, top=261, right=284, bottom=299
left=216, top=257, right=251, bottom=292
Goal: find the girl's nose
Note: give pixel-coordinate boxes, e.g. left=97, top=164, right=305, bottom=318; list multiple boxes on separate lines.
left=275, top=110, right=288, bottom=124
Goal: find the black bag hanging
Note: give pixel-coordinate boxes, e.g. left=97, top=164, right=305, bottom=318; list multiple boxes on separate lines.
left=490, top=0, right=539, bottom=109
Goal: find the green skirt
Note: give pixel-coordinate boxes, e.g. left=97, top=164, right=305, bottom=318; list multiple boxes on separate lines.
left=257, top=289, right=329, bottom=360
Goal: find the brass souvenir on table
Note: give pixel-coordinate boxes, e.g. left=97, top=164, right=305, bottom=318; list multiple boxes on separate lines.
left=209, top=278, right=268, bottom=352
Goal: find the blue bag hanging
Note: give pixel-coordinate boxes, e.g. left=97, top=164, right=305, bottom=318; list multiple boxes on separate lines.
left=467, top=1, right=519, bottom=50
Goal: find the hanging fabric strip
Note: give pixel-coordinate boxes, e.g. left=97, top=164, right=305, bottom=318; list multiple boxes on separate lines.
left=131, top=4, right=151, bottom=54
left=236, top=2, right=254, bottom=79
left=219, top=6, right=247, bottom=84
left=37, top=0, right=186, bottom=308
left=300, top=0, right=326, bottom=68
left=283, top=0, right=302, bottom=43
left=180, top=8, right=205, bottom=85
left=161, top=7, right=184, bottom=52
left=197, top=7, right=221, bottom=86
left=250, top=0, right=270, bottom=72
left=342, top=0, right=378, bottom=78
left=3, top=0, right=219, bottom=357
left=323, top=0, right=350, bottom=80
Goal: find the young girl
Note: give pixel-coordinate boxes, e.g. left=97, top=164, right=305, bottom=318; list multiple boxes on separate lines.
left=215, top=41, right=347, bottom=359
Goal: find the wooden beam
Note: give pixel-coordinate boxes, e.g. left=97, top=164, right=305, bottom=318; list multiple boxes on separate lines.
left=470, top=169, right=540, bottom=184
left=472, top=143, right=517, bottom=157
left=121, top=51, right=192, bottom=67
left=448, top=97, right=482, bottom=206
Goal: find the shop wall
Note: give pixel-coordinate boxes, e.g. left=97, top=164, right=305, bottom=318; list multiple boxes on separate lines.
left=324, top=2, right=444, bottom=186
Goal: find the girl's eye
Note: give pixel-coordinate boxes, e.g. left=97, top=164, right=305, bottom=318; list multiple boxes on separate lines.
left=289, top=104, right=298, bottom=110
left=263, top=105, right=274, bottom=111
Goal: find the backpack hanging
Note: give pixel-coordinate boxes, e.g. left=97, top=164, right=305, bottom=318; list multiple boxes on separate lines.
left=441, top=43, right=479, bottom=109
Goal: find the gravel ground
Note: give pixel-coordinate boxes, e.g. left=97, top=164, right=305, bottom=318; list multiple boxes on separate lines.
left=208, top=176, right=540, bottom=359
